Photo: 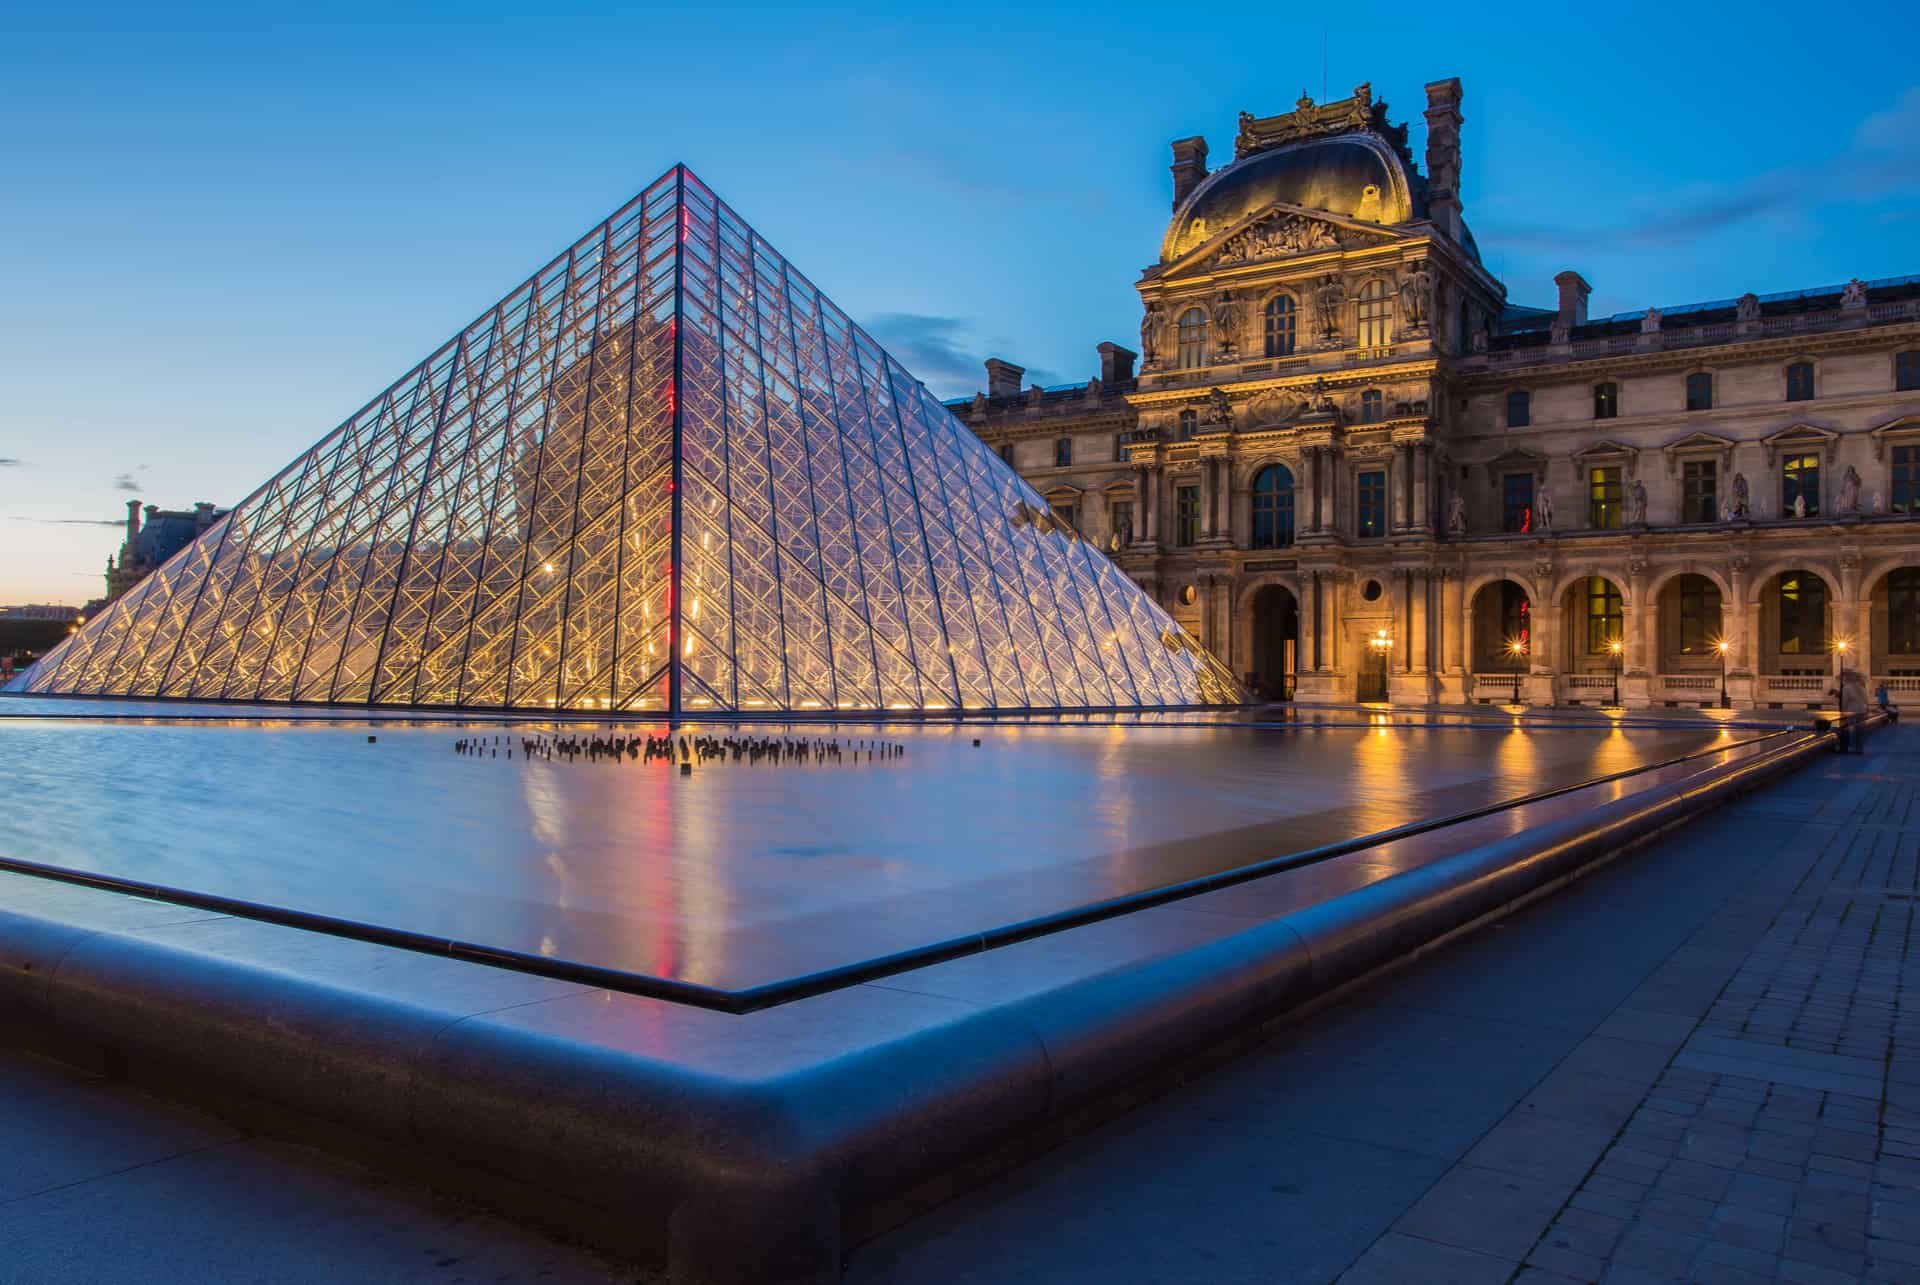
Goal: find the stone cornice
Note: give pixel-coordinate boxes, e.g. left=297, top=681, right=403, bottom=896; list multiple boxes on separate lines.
left=1125, top=359, right=1437, bottom=408
left=1457, top=317, right=1920, bottom=388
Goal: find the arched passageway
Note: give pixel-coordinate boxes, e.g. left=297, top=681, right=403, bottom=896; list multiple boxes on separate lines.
left=1248, top=584, right=1298, bottom=701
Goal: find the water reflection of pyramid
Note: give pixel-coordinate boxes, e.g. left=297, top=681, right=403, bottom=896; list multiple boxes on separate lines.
left=12, top=168, right=1242, bottom=714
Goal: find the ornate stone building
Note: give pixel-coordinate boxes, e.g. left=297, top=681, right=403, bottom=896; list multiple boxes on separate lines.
left=952, top=79, right=1920, bottom=708
left=104, top=498, right=227, bottom=604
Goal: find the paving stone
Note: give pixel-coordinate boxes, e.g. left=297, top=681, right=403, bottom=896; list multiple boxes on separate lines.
left=1391, top=1164, right=1569, bottom=1262
left=1337, top=1231, right=1514, bottom=1284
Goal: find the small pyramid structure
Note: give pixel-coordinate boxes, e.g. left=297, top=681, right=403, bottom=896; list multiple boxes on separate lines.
left=11, top=168, right=1242, bottom=714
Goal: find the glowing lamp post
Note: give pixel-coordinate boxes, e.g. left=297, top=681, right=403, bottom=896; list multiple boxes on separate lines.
left=1715, top=637, right=1731, bottom=708
left=1505, top=636, right=1528, bottom=704
left=1608, top=637, right=1624, bottom=707
left=1368, top=629, right=1392, bottom=702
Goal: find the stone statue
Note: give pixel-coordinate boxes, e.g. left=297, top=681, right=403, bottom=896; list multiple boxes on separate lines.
left=1397, top=262, right=1433, bottom=329
left=1842, top=278, right=1868, bottom=309
left=1313, top=275, right=1346, bottom=341
left=1729, top=472, right=1750, bottom=519
left=1203, top=387, right=1233, bottom=425
left=1627, top=478, right=1648, bottom=526
left=1211, top=295, right=1241, bottom=358
left=1736, top=292, right=1761, bottom=322
left=1839, top=465, right=1862, bottom=513
left=1535, top=485, right=1554, bottom=533
left=1112, top=506, right=1133, bottom=548
left=1218, top=215, right=1340, bottom=264
left=1307, top=376, right=1339, bottom=415
left=1641, top=307, right=1663, bottom=334
left=1447, top=492, right=1467, bottom=536
left=1793, top=493, right=1807, bottom=519
left=1874, top=491, right=1887, bottom=515
left=1139, top=304, right=1163, bottom=364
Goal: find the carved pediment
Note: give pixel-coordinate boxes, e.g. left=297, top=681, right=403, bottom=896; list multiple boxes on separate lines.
left=1871, top=415, right=1920, bottom=460
left=1573, top=439, right=1640, bottom=478
left=1246, top=389, right=1299, bottom=427
left=1485, top=448, right=1548, bottom=484
left=1761, top=422, right=1839, bottom=466
left=1661, top=431, right=1736, bottom=476
left=1215, top=213, right=1347, bottom=265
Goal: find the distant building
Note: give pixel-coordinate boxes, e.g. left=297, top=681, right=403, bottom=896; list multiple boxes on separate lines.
left=953, top=78, right=1920, bottom=708
left=0, top=604, right=83, bottom=622
left=105, top=499, right=227, bottom=603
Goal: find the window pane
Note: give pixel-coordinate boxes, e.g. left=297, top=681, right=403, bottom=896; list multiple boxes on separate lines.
left=1892, top=568, right=1920, bottom=654
left=1502, top=473, right=1534, bottom=533
left=1586, top=576, right=1623, bottom=653
left=1679, top=575, right=1721, bottom=654
left=1175, top=484, right=1199, bottom=545
left=1356, top=282, right=1393, bottom=348
left=1786, top=363, right=1814, bottom=402
left=1263, top=296, right=1296, bottom=358
left=1778, top=572, right=1827, bottom=654
left=1683, top=460, right=1717, bottom=524
left=1507, top=391, right=1530, bottom=428
left=1361, top=390, right=1383, bottom=424
left=1177, top=308, right=1208, bottom=369
left=1900, top=351, right=1920, bottom=392
left=1783, top=453, right=1820, bottom=517
left=1594, top=383, right=1618, bottom=419
left=1895, top=446, right=1920, bottom=514
left=1249, top=464, right=1294, bottom=549
left=1054, top=438, right=1071, bottom=466
left=1686, top=373, right=1713, bottom=411
left=1588, top=466, right=1622, bottom=529
left=1357, top=470, right=1387, bottom=538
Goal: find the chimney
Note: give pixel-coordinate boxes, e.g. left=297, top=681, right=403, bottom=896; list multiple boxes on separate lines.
left=125, top=498, right=141, bottom=545
left=1169, top=136, right=1209, bottom=209
left=1422, top=78, right=1465, bottom=241
left=1554, top=271, right=1592, bottom=329
left=984, top=358, right=1025, bottom=400
left=1097, top=342, right=1137, bottom=384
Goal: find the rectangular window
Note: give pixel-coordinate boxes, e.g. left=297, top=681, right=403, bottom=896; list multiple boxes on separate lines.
left=1054, top=438, right=1072, bottom=467
left=1506, top=390, right=1530, bottom=428
left=1686, top=372, right=1713, bottom=411
left=1894, top=446, right=1920, bottom=515
left=1501, top=473, right=1534, bottom=533
left=1357, top=470, right=1387, bottom=538
left=1778, top=574, right=1826, bottom=655
left=1050, top=503, right=1077, bottom=533
left=1594, top=383, right=1619, bottom=419
left=998, top=443, right=1015, bottom=466
left=1174, top=485, right=1200, bottom=546
left=1782, top=453, right=1820, bottom=517
left=1585, top=577, right=1623, bottom=654
left=1682, top=460, right=1718, bottom=524
left=1898, top=351, right=1920, bottom=392
left=1785, top=363, right=1815, bottom=402
left=1588, top=466, right=1623, bottom=529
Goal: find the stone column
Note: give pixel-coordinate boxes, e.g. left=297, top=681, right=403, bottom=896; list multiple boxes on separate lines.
left=1627, top=566, right=1651, bottom=673
left=1727, top=563, right=1751, bottom=673
left=1197, top=460, right=1214, bottom=541
left=1326, top=575, right=1343, bottom=672
left=1307, top=448, right=1324, bottom=533
left=1303, top=572, right=1320, bottom=671
left=1444, top=572, right=1465, bottom=673
left=1411, top=570, right=1431, bottom=673
left=1139, top=465, right=1156, bottom=544
left=1414, top=444, right=1431, bottom=531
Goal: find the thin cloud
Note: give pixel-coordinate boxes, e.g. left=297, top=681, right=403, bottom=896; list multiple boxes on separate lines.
left=112, top=470, right=144, bottom=493
left=0, top=458, right=22, bottom=467
left=1482, top=84, right=1920, bottom=255
left=862, top=312, right=1063, bottom=399
left=9, top=516, right=124, bottom=527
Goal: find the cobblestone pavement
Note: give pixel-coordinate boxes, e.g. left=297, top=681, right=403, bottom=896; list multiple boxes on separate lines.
left=1344, top=726, right=1920, bottom=1285
left=854, top=727, right=1920, bottom=1284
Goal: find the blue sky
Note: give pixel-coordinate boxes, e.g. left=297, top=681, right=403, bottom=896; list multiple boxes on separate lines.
left=2, top=1, right=1915, bottom=604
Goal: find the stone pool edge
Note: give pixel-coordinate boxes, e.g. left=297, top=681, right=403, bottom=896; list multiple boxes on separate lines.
left=0, top=723, right=1848, bottom=1285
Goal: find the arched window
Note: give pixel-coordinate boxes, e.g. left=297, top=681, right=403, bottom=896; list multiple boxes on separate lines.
left=1585, top=577, right=1624, bottom=653
left=1890, top=569, right=1920, bottom=655
left=1686, top=371, right=1714, bottom=411
left=1594, top=382, right=1619, bottom=419
left=1678, top=574, right=1722, bottom=654
left=1054, top=437, right=1072, bottom=467
left=1356, top=280, right=1393, bottom=348
left=1263, top=295, right=1297, bottom=357
left=1176, top=307, right=1208, bottom=369
left=1786, top=362, right=1815, bottom=402
left=1506, top=390, right=1531, bottom=427
left=1360, top=389, right=1384, bottom=424
left=1177, top=409, right=1197, bottom=440
left=1250, top=464, right=1295, bottom=549
left=1778, top=572, right=1828, bottom=655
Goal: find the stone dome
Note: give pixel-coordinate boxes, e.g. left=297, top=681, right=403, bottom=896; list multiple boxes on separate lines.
left=1161, top=133, right=1419, bottom=263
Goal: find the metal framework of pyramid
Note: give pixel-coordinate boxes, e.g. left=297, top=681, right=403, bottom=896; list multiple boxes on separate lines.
left=10, top=168, right=1242, bottom=714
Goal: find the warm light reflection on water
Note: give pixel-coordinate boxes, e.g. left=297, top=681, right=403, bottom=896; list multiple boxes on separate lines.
left=0, top=710, right=1753, bottom=990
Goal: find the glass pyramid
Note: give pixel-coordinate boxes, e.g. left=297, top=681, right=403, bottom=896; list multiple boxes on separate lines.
left=10, top=168, right=1243, bottom=714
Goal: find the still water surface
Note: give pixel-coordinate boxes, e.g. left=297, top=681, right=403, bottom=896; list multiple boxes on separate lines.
left=0, top=714, right=1734, bottom=989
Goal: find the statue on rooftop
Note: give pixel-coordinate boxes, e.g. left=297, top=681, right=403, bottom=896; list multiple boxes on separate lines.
left=1641, top=307, right=1663, bottom=334
left=1139, top=304, right=1164, bottom=365
left=1736, top=293, right=1761, bottom=322
left=1842, top=278, right=1868, bottom=309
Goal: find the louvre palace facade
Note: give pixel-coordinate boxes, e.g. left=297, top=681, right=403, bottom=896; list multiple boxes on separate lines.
left=953, top=78, right=1920, bottom=708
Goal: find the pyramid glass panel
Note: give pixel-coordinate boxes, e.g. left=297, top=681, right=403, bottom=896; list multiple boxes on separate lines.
left=9, top=167, right=1243, bottom=713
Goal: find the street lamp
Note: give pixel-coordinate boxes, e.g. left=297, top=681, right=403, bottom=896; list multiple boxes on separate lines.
left=1607, top=637, right=1624, bottom=707
left=1505, top=636, right=1528, bottom=704
left=1714, top=637, right=1731, bottom=708
left=1367, top=629, right=1393, bottom=703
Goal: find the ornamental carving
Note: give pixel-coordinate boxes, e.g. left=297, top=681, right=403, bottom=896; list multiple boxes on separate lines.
left=1233, top=83, right=1412, bottom=164
left=1215, top=214, right=1341, bottom=264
